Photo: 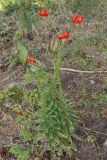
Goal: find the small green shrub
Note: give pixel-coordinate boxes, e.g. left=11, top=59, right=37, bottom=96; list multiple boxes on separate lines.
left=10, top=42, right=77, bottom=159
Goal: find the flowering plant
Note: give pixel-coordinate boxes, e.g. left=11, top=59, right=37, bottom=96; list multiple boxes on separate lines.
left=9, top=4, right=82, bottom=160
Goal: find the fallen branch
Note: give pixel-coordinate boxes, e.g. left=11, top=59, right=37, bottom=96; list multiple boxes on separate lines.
left=58, top=67, right=107, bottom=74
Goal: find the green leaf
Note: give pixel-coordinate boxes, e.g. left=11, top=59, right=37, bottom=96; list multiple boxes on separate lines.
left=10, top=145, right=29, bottom=160
left=16, top=115, right=24, bottom=123
left=57, top=132, right=68, bottom=139
left=20, top=128, right=32, bottom=141
left=23, top=119, right=32, bottom=127
left=18, top=44, right=28, bottom=64
left=18, top=150, right=29, bottom=160
left=23, top=72, right=32, bottom=84
left=10, top=145, right=22, bottom=155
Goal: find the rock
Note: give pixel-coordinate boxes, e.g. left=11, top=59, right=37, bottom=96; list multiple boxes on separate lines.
left=4, top=82, right=25, bottom=89
left=103, top=140, right=107, bottom=148
left=90, top=80, right=95, bottom=85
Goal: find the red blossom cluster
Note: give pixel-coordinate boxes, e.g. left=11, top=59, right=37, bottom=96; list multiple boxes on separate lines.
left=27, top=55, right=36, bottom=65
left=56, top=31, right=70, bottom=40
left=27, top=9, right=84, bottom=65
left=72, top=15, right=84, bottom=24
left=38, top=9, right=49, bottom=17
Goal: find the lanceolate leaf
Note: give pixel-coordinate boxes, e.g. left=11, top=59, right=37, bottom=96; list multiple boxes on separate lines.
left=18, top=44, right=28, bottom=64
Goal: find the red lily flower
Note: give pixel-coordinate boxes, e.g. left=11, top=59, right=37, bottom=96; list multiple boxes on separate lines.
left=63, top=31, right=70, bottom=39
left=27, top=55, right=36, bottom=65
left=56, top=33, right=64, bottom=40
left=57, top=31, right=70, bottom=40
left=72, top=15, right=84, bottom=24
left=38, top=9, right=49, bottom=17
